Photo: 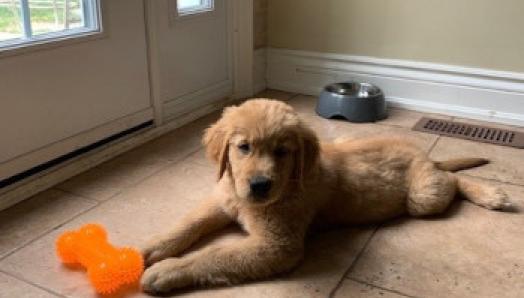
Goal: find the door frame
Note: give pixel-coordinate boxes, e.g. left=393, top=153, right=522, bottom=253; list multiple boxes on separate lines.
left=231, top=0, right=254, bottom=100
left=0, top=0, right=255, bottom=210
left=144, top=0, right=254, bottom=126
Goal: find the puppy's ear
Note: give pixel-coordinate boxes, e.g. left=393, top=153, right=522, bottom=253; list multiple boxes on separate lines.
left=203, top=115, right=231, bottom=180
left=294, top=124, right=320, bottom=189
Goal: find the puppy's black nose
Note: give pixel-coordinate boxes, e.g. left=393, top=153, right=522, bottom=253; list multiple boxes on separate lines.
left=249, top=176, right=272, bottom=198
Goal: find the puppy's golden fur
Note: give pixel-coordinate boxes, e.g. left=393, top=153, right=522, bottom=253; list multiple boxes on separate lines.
left=141, top=99, right=511, bottom=294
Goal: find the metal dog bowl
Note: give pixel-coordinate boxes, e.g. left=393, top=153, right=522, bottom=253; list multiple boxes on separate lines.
left=316, top=82, right=387, bottom=122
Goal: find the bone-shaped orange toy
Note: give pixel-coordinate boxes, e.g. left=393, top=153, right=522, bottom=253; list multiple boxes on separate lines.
left=56, top=224, right=144, bottom=294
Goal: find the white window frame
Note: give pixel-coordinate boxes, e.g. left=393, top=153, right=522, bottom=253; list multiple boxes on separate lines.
left=0, top=0, right=102, bottom=52
left=175, top=0, right=214, bottom=18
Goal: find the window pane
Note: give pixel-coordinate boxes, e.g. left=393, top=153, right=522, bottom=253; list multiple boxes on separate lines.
left=29, top=0, right=84, bottom=36
left=0, top=0, right=23, bottom=42
left=178, top=0, right=203, bottom=10
left=177, top=0, right=213, bottom=16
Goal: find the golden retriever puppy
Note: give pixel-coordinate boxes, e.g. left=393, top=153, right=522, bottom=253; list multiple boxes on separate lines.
left=140, top=99, right=511, bottom=294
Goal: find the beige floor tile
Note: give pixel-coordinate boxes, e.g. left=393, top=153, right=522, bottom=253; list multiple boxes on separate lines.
left=430, top=136, right=524, bottom=186
left=57, top=112, right=220, bottom=201
left=334, top=279, right=408, bottom=298
left=1, top=160, right=375, bottom=298
left=0, top=189, right=96, bottom=259
left=378, top=108, right=452, bottom=128
left=287, top=95, right=317, bottom=115
left=10, top=94, right=520, bottom=298
left=112, top=112, right=219, bottom=165
left=57, top=157, right=168, bottom=202
left=0, top=162, right=217, bottom=297
left=185, top=148, right=211, bottom=167
left=348, top=177, right=524, bottom=298
left=0, top=272, right=58, bottom=298
left=255, top=89, right=297, bottom=101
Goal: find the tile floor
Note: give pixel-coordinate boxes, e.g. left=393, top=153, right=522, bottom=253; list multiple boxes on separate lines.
left=1, top=90, right=523, bottom=298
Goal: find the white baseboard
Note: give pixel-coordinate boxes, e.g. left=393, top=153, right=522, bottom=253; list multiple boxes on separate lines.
left=267, top=48, right=524, bottom=126
left=0, top=98, right=234, bottom=211
left=253, top=48, right=267, bottom=94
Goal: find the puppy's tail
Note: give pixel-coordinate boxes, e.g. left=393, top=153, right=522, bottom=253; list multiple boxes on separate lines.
left=434, top=158, right=489, bottom=172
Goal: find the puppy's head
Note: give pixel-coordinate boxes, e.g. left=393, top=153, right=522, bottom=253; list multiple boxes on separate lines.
left=203, top=99, right=319, bottom=206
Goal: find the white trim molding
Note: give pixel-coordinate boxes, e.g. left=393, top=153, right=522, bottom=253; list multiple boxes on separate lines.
left=231, top=0, right=254, bottom=99
left=267, top=48, right=524, bottom=126
left=144, top=0, right=164, bottom=126
left=253, top=47, right=267, bottom=94
left=163, top=80, right=232, bottom=121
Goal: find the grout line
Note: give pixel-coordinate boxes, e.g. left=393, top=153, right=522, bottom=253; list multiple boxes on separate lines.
left=375, top=122, right=408, bottom=129
left=52, top=188, right=99, bottom=204
left=0, top=144, right=216, bottom=296
left=0, top=146, right=205, bottom=262
left=0, top=269, right=67, bottom=298
left=328, top=226, right=380, bottom=298
left=181, top=150, right=214, bottom=168
left=287, top=93, right=300, bottom=101
left=0, top=201, right=101, bottom=262
left=26, top=148, right=207, bottom=244
left=0, top=189, right=98, bottom=260
left=461, top=173, right=524, bottom=188
left=347, top=277, right=420, bottom=298
left=426, top=135, right=441, bottom=155
left=53, top=158, right=176, bottom=202
left=55, top=144, right=205, bottom=203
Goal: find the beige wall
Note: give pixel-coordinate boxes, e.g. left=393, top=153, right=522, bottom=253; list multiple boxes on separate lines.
left=254, top=0, right=268, bottom=49
left=268, top=0, right=524, bottom=72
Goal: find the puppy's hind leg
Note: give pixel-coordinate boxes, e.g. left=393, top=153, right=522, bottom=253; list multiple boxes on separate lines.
left=407, top=164, right=457, bottom=217
left=455, top=175, right=512, bottom=210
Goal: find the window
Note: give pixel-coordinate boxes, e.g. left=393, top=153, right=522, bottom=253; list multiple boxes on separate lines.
left=177, top=0, right=213, bottom=17
left=0, top=0, right=100, bottom=51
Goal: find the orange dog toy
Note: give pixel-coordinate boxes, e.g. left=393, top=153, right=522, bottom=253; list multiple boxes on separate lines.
left=56, top=224, right=144, bottom=294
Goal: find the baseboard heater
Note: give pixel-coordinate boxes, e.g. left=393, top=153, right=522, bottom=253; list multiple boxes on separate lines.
left=0, top=120, right=154, bottom=189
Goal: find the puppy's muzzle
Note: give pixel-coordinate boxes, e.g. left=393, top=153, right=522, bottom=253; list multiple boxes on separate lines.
left=249, top=176, right=272, bottom=199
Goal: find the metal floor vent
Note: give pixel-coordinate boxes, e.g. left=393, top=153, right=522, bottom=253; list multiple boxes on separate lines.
left=413, top=117, right=524, bottom=149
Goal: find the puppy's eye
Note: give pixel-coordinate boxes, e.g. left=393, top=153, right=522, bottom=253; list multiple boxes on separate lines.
left=238, top=143, right=250, bottom=154
left=274, top=147, right=288, bottom=157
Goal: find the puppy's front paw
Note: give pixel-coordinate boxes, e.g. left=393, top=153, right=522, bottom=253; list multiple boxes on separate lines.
left=141, top=259, right=193, bottom=295
left=141, top=240, right=175, bottom=267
